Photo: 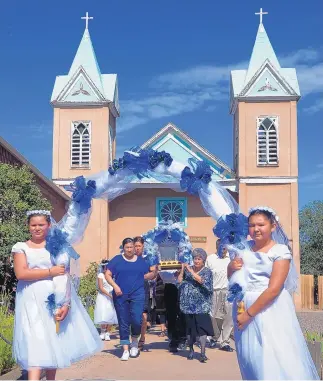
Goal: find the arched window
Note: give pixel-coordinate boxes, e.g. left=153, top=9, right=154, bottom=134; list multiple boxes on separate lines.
left=257, top=117, right=278, bottom=165
left=71, top=121, right=91, bottom=168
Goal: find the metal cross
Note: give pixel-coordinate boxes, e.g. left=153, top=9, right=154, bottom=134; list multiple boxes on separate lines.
left=81, top=12, right=93, bottom=30
left=255, top=8, right=268, bottom=24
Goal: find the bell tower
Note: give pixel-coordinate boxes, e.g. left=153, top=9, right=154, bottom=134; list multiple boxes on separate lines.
left=230, top=9, right=301, bottom=308
left=51, top=13, right=120, bottom=271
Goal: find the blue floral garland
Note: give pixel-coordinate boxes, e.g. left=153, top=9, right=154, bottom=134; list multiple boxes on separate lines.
left=108, top=148, right=173, bottom=178
left=107, top=148, right=213, bottom=197
left=142, top=221, right=193, bottom=265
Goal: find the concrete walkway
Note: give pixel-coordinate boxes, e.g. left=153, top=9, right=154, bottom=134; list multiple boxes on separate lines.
left=57, top=329, right=241, bottom=380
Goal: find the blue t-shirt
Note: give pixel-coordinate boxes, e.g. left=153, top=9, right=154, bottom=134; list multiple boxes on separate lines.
left=107, top=255, right=150, bottom=295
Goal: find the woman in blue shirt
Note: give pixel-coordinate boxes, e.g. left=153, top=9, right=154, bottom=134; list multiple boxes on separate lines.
left=178, top=248, right=214, bottom=363
left=105, top=238, right=150, bottom=361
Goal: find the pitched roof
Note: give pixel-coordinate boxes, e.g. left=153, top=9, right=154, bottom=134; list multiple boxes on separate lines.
left=51, top=28, right=119, bottom=115
left=230, top=21, right=300, bottom=112
left=245, top=23, right=281, bottom=85
left=0, top=136, right=69, bottom=201
left=141, top=123, right=235, bottom=180
left=67, top=29, right=103, bottom=94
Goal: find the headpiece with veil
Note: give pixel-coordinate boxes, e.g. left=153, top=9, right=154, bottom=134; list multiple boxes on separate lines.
left=248, top=206, right=299, bottom=295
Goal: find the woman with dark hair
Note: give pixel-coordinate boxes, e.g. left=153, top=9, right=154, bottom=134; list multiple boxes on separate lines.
left=12, top=210, right=102, bottom=380
left=178, top=248, right=214, bottom=363
left=133, top=236, right=158, bottom=351
left=229, top=207, right=319, bottom=380
left=105, top=238, right=153, bottom=361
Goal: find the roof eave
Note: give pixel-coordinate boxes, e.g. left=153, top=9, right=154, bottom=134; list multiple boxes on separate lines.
left=0, top=137, right=70, bottom=201
left=141, top=123, right=235, bottom=177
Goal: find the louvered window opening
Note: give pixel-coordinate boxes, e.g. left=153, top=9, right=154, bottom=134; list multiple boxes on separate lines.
left=71, top=122, right=91, bottom=167
left=257, top=117, right=278, bottom=165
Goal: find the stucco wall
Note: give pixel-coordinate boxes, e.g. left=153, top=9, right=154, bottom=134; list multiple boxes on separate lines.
left=108, top=188, right=218, bottom=259
left=237, top=101, right=298, bottom=178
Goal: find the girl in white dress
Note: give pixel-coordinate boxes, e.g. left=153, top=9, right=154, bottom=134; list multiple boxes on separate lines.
left=12, top=211, right=102, bottom=381
left=94, top=259, right=118, bottom=340
left=228, top=207, right=319, bottom=380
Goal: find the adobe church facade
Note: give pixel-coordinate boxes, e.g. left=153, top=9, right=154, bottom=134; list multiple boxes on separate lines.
left=50, top=12, right=301, bottom=306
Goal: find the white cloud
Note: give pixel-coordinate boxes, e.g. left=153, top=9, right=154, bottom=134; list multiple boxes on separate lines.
left=300, top=164, right=323, bottom=188
left=118, top=48, right=323, bottom=133
left=279, top=48, right=321, bottom=67
left=303, top=98, right=323, bottom=114
left=119, top=90, right=225, bottom=132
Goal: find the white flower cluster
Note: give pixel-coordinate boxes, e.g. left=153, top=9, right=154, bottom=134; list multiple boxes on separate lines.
left=26, top=210, right=51, bottom=217
left=248, top=206, right=279, bottom=222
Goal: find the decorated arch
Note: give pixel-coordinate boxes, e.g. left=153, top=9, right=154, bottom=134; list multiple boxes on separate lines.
left=53, top=148, right=249, bottom=300
left=49, top=147, right=296, bottom=306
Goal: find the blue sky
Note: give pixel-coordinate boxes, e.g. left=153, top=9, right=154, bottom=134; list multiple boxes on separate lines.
left=0, top=0, right=322, bottom=208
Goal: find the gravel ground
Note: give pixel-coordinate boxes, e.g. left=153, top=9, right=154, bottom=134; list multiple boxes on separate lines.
left=297, top=311, right=323, bottom=334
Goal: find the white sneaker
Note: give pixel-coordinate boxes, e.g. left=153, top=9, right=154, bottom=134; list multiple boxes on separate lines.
left=130, top=346, right=139, bottom=358
left=99, top=333, right=105, bottom=340
left=121, top=350, right=130, bottom=361
left=104, top=332, right=111, bottom=341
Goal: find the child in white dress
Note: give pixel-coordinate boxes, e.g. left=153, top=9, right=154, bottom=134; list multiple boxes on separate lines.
left=94, top=259, right=118, bottom=340
left=228, top=207, right=319, bottom=380
left=12, top=211, right=102, bottom=381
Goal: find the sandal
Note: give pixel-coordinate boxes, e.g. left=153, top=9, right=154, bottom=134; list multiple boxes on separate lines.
left=138, top=339, right=145, bottom=350
left=159, top=331, right=167, bottom=337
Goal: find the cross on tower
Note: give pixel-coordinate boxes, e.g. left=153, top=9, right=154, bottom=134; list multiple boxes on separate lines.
left=81, top=12, right=93, bottom=30
left=255, top=8, right=268, bottom=24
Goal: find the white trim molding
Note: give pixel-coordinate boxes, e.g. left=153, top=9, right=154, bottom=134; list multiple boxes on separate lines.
left=239, top=176, right=297, bottom=184
left=53, top=178, right=238, bottom=191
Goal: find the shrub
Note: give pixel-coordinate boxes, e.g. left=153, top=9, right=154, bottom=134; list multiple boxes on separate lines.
left=78, top=262, right=98, bottom=312
left=0, top=164, right=51, bottom=305
left=0, top=293, right=15, bottom=375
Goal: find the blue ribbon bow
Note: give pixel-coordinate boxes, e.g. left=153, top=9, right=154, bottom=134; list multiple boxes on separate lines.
left=180, top=159, right=212, bottom=195
left=46, top=227, right=80, bottom=260
left=71, top=176, right=96, bottom=215
left=213, top=213, right=249, bottom=257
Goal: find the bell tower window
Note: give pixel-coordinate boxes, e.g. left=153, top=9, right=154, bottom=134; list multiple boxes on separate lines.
left=71, top=121, right=91, bottom=168
left=257, top=117, right=278, bottom=166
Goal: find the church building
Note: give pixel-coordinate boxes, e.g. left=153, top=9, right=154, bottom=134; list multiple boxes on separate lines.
left=50, top=11, right=301, bottom=305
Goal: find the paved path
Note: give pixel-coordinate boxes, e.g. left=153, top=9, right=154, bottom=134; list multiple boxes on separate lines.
left=57, top=329, right=241, bottom=380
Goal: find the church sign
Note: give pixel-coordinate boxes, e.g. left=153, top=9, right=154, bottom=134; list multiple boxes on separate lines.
left=189, top=236, right=207, bottom=243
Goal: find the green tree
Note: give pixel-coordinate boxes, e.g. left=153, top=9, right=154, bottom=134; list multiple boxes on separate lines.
left=299, top=200, right=323, bottom=275
left=0, top=163, right=51, bottom=301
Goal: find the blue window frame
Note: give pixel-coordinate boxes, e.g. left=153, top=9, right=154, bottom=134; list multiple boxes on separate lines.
left=156, top=197, right=187, bottom=227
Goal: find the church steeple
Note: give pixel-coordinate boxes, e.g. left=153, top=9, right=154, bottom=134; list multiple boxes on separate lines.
left=51, top=12, right=119, bottom=114
left=244, top=17, right=281, bottom=85
left=67, top=28, right=103, bottom=94
left=230, top=8, right=300, bottom=114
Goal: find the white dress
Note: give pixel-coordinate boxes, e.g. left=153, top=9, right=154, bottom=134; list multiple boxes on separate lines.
left=94, top=273, right=118, bottom=325
left=234, top=243, right=319, bottom=380
left=12, top=242, right=103, bottom=370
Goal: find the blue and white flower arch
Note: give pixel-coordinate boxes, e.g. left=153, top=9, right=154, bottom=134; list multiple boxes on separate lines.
left=142, top=220, right=193, bottom=266
left=52, top=147, right=297, bottom=305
